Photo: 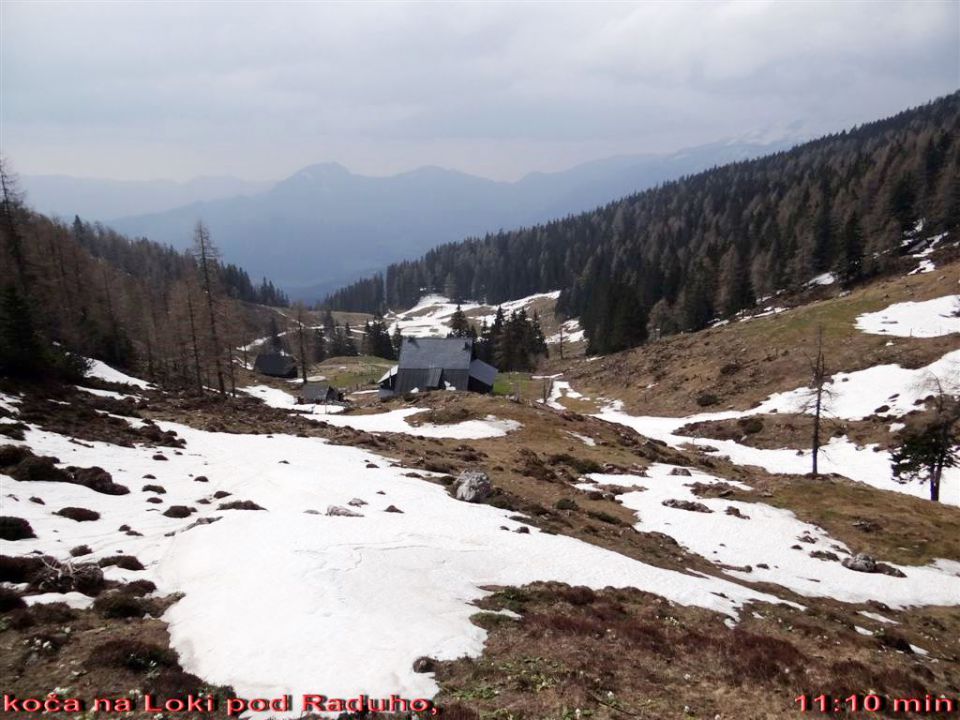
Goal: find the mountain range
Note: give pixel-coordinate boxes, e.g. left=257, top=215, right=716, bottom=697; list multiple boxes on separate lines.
left=22, top=140, right=789, bottom=301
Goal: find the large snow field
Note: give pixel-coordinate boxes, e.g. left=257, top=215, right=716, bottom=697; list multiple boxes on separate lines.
left=2, top=414, right=790, bottom=708
left=242, top=384, right=520, bottom=439
left=579, top=465, right=960, bottom=608
left=596, top=348, right=960, bottom=505
left=855, top=295, right=960, bottom=338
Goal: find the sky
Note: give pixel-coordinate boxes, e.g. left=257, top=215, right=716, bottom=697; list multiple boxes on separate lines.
left=2, top=0, right=958, bottom=182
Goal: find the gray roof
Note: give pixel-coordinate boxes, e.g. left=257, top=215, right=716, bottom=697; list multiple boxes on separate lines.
left=469, top=359, right=498, bottom=387
left=254, top=352, right=297, bottom=377
left=299, top=381, right=332, bottom=401
left=398, top=337, right=473, bottom=370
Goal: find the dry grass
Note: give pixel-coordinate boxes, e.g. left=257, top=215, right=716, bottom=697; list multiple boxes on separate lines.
left=563, top=258, right=960, bottom=416
left=434, top=582, right=960, bottom=719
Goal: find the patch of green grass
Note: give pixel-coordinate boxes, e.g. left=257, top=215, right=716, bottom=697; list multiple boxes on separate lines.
left=313, top=355, right=394, bottom=390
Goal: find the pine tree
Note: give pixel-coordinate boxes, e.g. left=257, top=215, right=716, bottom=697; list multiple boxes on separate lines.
left=448, top=303, right=471, bottom=338
left=836, top=213, right=865, bottom=286
left=891, top=388, right=959, bottom=502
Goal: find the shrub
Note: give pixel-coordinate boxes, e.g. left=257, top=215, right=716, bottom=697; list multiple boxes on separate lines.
left=30, top=560, right=104, bottom=596
left=0, top=444, right=29, bottom=466
left=12, top=456, right=71, bottom=483
left=162, top=505, right=194, bottom=518
left=217, top=500, right=264, bottom=511
left=0, top=421, right=27, bottom=440
left=71, top=467, right=129, bottom=495
left=56, top=507, right=100, bottom=522
left=122, top=579, right=157, bottom=597
left=723, top=630, right=806, bottom=684
left=559, top=586, right=596, bottom=606
left=27, top=602, right=76, bottom=624
left=93, top=592, right=147, bottom=619
left=70, top=544, right=92, bottom=557
left=554, top=498, right=578, bottom=511
left=0, top=516, right=36, bottom=540
left=142, top=484, right=166, bottom=494
left=0, top=586, right=26, bottom=612
left=0, top=554, right=45, bottom=583
left=98, top=555, right=145, bottom=571
left=737, top=417, right=764, bottom=434
left=696, top=392, right=719, bottom=407
left=88, top=639, right=177, bottom=672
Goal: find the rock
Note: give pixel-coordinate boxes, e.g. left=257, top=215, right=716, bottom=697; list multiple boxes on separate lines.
left=454, top=470, right=492, bottom=503
left=841, top=553, right=877, bottom=573
left=384, top=505, right=404, bottom=513
left=29, top=496, right=44, bottom=505
left=304, top=509, right=320, bottom=515
left=852, top=519, right=880, bottom=533
left=162, top=505, right=195, bottom=519
left=514, top=526, right=530, bottom=534
left=152, top=454, right=167, bottom=461
left=146, top=497, right=163, bottom=504
left=194, top=475, right=209, bottom=483
left=724, top=506, right=749, bottom=519
left=347, top=498, right=367, bottom=507
left=326, top=505, right=363, bottom=518
left=662, top=499, right=711, bottom=513
left=668, top=467, right=692, bottom=477
left=412, top=656, right=436, bottom=673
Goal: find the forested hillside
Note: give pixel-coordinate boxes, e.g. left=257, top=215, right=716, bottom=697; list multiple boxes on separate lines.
left=325, top=93, right=959, bottom=353
left=0, top=162, right=287, bottom=389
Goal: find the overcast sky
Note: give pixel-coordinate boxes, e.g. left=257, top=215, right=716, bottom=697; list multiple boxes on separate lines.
left=2, top=1, right=957, bottom=182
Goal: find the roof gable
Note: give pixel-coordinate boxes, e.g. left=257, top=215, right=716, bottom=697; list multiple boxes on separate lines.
left=398, top=337, right=472, bottom=370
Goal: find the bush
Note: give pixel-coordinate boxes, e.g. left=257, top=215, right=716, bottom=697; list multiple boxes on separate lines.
left=554, top=498, right=578, bottom=511
left=27, top=602, right=76, bottom=624
left=88, top=639, right=177, bottom=672
left=0, top=423, right=27, bottom=441
left=0, top=586, right=26, bottom=612
left=12, top=455, right=71, bottom=483
left=93, top=592, right=147, bottom=619
left=0, top=444, right=29, bottom=467
left=30, top=560, right=104, bottom=596
left=737, top=417, right=764, bottom=434
left=56, top=507, right=100, bottom=522
left=71, top=467, right=129, bottom=495
left=0, top=516, right=36, bottom=540
left=696, top=392, right=719, bottom=407
left=98, top=555, right=145, bottom=571
left=142, top=484, right=166, bottom=494
left=0, top=554, right=45, bottom=583
left=217, top=500, right=264, bottom=511
left=122, top=580, right=157, bottom=597
left=162, top=505, right=194, bottom=519
left=70, top=544, right=92, bottom=557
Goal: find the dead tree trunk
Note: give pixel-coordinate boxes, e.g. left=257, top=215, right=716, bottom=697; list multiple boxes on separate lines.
left=193, top=222, right=226, bottom=395
left=810, top=326, right=827, bottom=477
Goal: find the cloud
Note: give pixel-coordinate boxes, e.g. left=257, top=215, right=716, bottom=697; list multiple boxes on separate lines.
left=2, top=0, right=956, bottom=181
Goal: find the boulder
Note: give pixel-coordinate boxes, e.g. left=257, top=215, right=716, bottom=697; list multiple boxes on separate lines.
left=326, top=505, right=363, bottom=518
left=668, top=467, right=692, bottom=477
left=841, top=553, right=877, bottom=573
left=454, top=470, right=492, bottom=503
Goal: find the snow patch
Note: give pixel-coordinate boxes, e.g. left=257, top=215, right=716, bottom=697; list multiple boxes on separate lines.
left=855, top=295, right=960, bottom=338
